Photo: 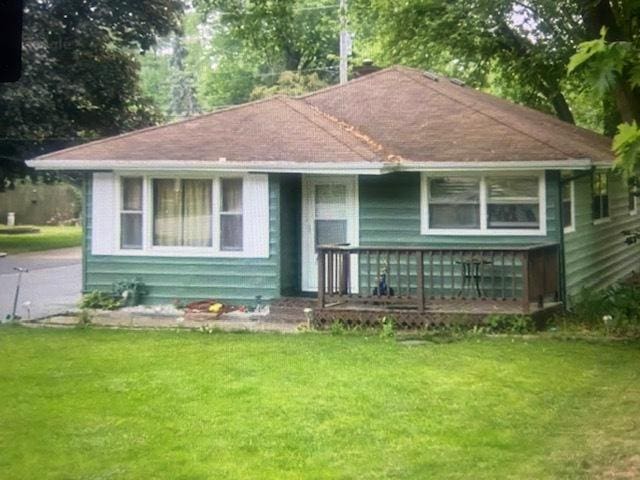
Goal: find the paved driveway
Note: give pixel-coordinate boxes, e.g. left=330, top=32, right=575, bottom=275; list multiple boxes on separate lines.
left=0, top=247, right=81, bottom=321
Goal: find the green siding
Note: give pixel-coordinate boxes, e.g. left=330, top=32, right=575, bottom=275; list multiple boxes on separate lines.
left=359, top=172, right=561, bottom=246
left=83, top=175, right=282, bottom=306
left=357, top=172, right=562, bottom=297
left=564, top=172, right=640, bottom=301
left=279, top=174, right=302, bottom=296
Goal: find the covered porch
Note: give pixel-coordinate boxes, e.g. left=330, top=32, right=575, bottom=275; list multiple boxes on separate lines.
left=312, top=243, right=562, bottom=328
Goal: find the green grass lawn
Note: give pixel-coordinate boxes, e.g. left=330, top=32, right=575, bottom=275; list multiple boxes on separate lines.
left=1, top=327, right=639, bottom=479
left=0, top=225, right=82, bottom=254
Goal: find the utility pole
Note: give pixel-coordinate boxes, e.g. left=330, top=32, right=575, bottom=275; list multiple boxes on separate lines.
left=339, top=0, right=348, bottom=84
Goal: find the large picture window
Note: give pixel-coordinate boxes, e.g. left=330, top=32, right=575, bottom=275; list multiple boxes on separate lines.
left=153, top=179, right=212, bottom=247
left=95, top=173, right=268, bottom=258
left=422, top=173, right=545, bottom=235
left=592, top=172, right=609, bottom=221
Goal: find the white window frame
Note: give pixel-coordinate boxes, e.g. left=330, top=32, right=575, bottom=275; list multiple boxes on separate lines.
left=592, top=171, right=611, bottom=225
left=119, top=177, right=145, bottom=250
left=219, top=177, right=244, bottom=251
left=113, top=173, right=263, bottom=258
left=420, top=172, right=547, bottom=236
left=562, top=179, right=576, bottom=234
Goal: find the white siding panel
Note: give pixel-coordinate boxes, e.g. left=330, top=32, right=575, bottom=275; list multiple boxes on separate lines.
left=243, top=174, right=270, bottom=258
left=91, top=172, right=117, bottom=255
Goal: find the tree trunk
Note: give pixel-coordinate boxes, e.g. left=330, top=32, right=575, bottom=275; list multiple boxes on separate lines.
left=603, top=96, right=622, bottom=137
left=549, top=91, right=575, bottom=124
left=614, top=83, right=640, bottom=124
left=579, top=0, right=640, bottom=124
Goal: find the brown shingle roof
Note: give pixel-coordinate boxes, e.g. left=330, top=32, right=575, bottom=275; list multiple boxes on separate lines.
left=302, top=66, right=613, bottom=164
left=37, top=95, right=382, bottom=164
left=33, top=66, right=614, bottom=167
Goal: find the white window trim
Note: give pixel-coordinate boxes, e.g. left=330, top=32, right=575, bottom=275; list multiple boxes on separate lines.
left=420, top=172, right=547, bottom=236
left=113, top=173, right=264, bottom=258
left=630, top=183, right=638, bottom=216
left=563, top=180, right=576, bottom=234
left=592, top=171, right=610, bottom=225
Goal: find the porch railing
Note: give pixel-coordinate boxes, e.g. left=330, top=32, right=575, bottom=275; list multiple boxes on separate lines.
left=317, top=244, right=560, bottom=313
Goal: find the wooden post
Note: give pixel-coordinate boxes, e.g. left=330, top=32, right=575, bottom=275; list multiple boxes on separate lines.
left=417, top=251, right=425, bottom=312
left=521, top=251, right=530, bottom=313
left=340, top=252, right=350, bottom=295
left=318, top=250, right=325, bottom=308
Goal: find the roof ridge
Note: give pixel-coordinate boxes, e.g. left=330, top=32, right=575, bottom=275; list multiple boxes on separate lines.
left=276, top=96, right=385, bottom=162
left=395, top=68, right=578, bottom=159
left=297, top=65, right=402, bottom=101
left=36, top=95, right=289, bottom=160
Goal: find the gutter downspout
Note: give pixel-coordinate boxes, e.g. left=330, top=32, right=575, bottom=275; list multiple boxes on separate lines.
left=556, top=171, right=567, bottom=308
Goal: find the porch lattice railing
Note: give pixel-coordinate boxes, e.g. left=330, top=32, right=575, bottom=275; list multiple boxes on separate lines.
left=316, top=244, right=560, bottom=313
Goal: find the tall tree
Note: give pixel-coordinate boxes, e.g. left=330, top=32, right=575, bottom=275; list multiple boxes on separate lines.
left=0, top=0, right=183, bottom=187
left=168, top=36, right=202, bottom=118
left=195, top=0, right=340, bottom=73
left=568, top=1, right=640, bottom=172
left=350, top=0, right=586, bottom=124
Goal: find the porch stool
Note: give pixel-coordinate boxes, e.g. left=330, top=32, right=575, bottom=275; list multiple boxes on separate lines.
left=456, top=256, right=493, bottom=298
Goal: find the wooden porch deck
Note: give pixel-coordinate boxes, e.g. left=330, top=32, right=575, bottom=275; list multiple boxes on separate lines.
left=311, top=243, right=563, bottom=328
left=314, top=299, right=563, bottom=329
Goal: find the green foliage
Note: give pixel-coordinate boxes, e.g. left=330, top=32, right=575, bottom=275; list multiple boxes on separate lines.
left=351, top=0, right=584, bottom=124
left=77, top=309, right=93, bottom=328
left=568, top=27, right=633, bottom=95
left=195, top=0, right=340, bottom=72
left=563, top=283, right=640, bottom=337
left=567, top=5, right=640, bottom=168
left=112, top=278, right=148, bottom=307
left=330, top=319, right=346, bottom=336
left=0, top=0, right=184, bottom=185
left=79, top=291, right=121, bottom=311
left=613, top=122, right=640, bottom=175
left=139, top=48, right=173, bottom=115
left=379, top=315, right=396, bottom=339
left=485, top=314, right=533, bottom=334
left=250, top=71, right=328, bottom=100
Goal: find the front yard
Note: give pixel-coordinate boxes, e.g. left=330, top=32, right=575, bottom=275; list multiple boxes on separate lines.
left=0, top=225, right=82, bottom=254
left=0, top=327, right=639, bottom=479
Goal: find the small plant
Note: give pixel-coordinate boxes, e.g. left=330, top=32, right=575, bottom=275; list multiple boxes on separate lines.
left=330, top=319, right=346, bottom=335
left=380, top=315, right=396, bottom=339
left=77, top=309, right=92, bottom=328
left=199, top=323, right=219, bottom=334
left=112, top=278, right=148, bottom=307
left=79, top=290, right=121, bottom=310
left=562, top=283, right=640, bottom=337
left=485, top=314, right=533, bottom=334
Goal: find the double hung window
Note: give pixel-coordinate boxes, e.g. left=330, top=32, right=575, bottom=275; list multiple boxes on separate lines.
left=422, top=174, right=544, bottom=235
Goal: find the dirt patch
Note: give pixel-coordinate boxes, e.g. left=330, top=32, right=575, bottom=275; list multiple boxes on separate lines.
left=599, top=454, right=640, bottom=479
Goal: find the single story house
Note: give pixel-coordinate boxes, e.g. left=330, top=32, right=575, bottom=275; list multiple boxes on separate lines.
left=28, top=66, right=640, bottom=321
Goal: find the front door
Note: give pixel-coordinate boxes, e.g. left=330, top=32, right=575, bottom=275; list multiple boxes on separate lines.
left=301, top=175, right=358, bottom=292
